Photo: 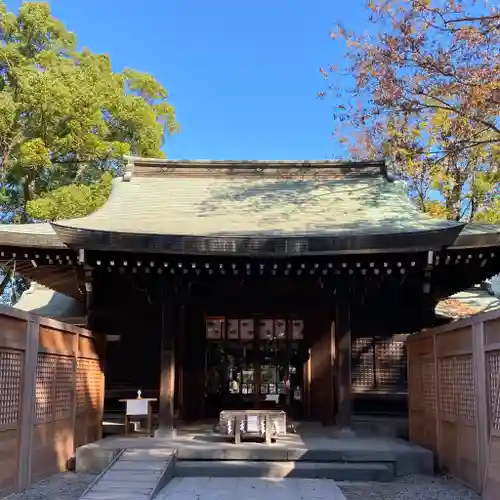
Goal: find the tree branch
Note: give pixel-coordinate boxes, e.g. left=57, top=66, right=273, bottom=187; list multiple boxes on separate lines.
left=444, top=14, right=500, bottom=25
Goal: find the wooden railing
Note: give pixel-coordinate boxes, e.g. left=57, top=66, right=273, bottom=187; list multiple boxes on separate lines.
left=0, top=306, right=104, bottom=498
left=407, top=309, right=500, bottom=497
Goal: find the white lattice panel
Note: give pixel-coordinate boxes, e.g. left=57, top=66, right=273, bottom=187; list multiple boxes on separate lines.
left=421, top=360, right=436, bottom=414
left=488, top=351, right=500, bottom=431
left=456, top=355, right=475, bottom=421
left=55, top=357, right=74, bottom=420
left=77, top=358, right=102, bottom=412
left=35, top=353, right=56, bottom=421
left=0, top=349, right=23, bottom=426
left=439, top=358, right=456, bottom=419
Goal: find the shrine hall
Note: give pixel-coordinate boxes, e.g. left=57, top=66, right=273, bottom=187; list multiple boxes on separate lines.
left=0, top=156, right=499, bottom=434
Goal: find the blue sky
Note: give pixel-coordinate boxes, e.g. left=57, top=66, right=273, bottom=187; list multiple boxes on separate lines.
left=6, top=0, right=369, bottom=160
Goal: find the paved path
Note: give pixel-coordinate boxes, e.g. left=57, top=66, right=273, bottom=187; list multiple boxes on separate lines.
left=157, top=477, right=347, bottom=500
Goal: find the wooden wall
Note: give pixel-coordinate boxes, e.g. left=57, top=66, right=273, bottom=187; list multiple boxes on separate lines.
left=407, top=309, right=500, bottom=495
left=0, top=306, right=104, bottom=498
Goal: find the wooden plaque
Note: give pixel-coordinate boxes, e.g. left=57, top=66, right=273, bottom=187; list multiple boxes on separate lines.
left=291, top=319, right=304, bottom=340
left=275, top=319, right=286, bottom=338
left=227, top=319, right=239, bottom=340
left=258, top=319, right=273, bottom=339
left=206, top=318, right=224, bottom=340
left=240, top=319, right=255, bottom=340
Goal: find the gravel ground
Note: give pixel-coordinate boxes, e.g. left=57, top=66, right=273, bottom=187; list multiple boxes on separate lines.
left=7, top=472, right=96, bottom=500
left=5, top=472, right=478, bottom=500
left=339, top=474, right=480, bottom=500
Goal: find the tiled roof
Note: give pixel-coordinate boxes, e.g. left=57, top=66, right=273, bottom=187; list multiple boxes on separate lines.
left=0, top=157, right=497, bottom=254
left=0, top=222, right=64, bottom=248
left=13, top=281, right=85, bottom=320
left=52, top=157, right=459, bottom=237
left=436, top=277, right=500, bottom=319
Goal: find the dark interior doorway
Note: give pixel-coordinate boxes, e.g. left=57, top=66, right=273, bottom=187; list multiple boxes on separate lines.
left=204, top=315, right=306, bottom=419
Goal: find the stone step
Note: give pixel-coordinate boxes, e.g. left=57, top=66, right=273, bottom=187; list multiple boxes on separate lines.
left=174, top=460, right=395, bottom=482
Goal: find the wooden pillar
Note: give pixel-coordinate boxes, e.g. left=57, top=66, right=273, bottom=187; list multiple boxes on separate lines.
left=181, top=296, right=205, bottom=422
left=335, top=301, right=352, bottom=427
left=84, top=268, right=107, bottom=375
left=156, top=299, right=176, bottom=437
left=84, top=268, right=94, bottom=330
left=175, top=304, right=184, bottom=420
left=309, top=308, right=335, bottom=424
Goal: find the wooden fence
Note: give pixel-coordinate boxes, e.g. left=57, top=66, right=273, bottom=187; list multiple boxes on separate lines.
left=407, top=309, right=500, bottom=497
left=0, top=306, right=104, bottom=498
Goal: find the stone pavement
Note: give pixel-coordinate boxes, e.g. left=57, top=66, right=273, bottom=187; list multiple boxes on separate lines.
left=157, top=477, right=347, bottom=500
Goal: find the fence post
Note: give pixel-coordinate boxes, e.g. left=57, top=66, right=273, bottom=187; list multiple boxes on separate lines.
left=472, top=320, right=489, bottom=490
left=432, top=332, right=442, bottom=462
left=71, top=332, right=79, bottom=452
left=17, top=319, right=40, bottom=490
left=98, top=367, right=105, bottom=440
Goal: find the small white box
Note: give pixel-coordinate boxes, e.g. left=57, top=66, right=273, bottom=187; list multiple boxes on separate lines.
left=126, top=399, right=149, bottom=416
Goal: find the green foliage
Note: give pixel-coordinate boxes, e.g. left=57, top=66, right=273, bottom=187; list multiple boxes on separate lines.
left=27, top=172, right=112, bottom=221
left=323, top=0, right=499, bottom=222
left=474, top=199, right=500, bottom=225
left=0, top=1, right=178, bottom=222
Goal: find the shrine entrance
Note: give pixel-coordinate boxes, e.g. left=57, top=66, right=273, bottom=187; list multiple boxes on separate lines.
left=204, top=315, right=307, bottom=419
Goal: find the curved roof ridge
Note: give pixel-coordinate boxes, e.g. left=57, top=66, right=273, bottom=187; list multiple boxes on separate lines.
left=122, top=156, right=390, bottom=182
left=123, top=155, right=387, bottom=168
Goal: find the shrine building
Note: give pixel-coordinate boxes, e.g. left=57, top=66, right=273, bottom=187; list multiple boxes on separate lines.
left=0, top=156, right=499, bottom=435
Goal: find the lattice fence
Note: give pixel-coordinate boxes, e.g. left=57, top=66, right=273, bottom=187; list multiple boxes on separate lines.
left=351, top=334, right=408, bottom=393
left=0, top=310, right=104, bottom=496
left=35, top=354, right=56, bottom=421
left=77, top=358, right=103, bottom=413
left=456, top=356, right=475, bottom=422
left=421, top=359, right=436, bottom=414
left=407, top=311, right=500, bottom=495
left=0, top=349, right=23, bottom=428
left=55, top=357, right=74, bottom=420
left=487, top=351, right=500, bottom=432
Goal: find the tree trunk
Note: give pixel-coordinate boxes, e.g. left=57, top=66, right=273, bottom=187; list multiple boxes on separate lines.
left=445, top=162, right=464, bottom=221
left=21, top=176, right=30, bottom=224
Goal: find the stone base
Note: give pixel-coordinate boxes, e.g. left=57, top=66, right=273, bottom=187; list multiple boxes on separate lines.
left=75, top=443, right=121, bottom=474
left=154, top=427, right=178, bottom=439
left=333, top=427, right=358, bottom=439
left=76, top=423, right=435, bottom=480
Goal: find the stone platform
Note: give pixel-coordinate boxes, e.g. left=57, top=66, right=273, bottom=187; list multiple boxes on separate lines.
left=76, top=423, right=433, bottom=482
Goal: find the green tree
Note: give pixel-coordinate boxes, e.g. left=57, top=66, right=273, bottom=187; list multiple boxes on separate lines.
left=27, top=172, right=113, bottom=221
left=321, top=0, right=499, bottom=222
left=0, top=1, right=178, bottom=222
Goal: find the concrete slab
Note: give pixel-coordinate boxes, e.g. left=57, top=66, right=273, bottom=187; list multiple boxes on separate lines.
left=157, top=477, right=347, bottom=500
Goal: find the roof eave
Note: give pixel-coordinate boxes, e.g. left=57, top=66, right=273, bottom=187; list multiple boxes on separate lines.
left=452, top=223, right=500, bottom=248
left=50, top=223, right=465, bottom=256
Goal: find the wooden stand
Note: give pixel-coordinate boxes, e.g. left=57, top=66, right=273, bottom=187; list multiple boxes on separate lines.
left=119, top=397, right=157, bottom=437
